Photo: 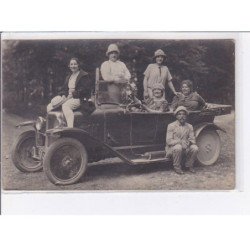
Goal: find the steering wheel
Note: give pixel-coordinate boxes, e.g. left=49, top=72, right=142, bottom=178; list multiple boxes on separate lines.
left=98, top=102, right=120, bottom=106
left=124, top=102, right=149, bottom=113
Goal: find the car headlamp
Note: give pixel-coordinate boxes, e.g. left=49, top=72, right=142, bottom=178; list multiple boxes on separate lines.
left=35, top=117, right=46, bottom=131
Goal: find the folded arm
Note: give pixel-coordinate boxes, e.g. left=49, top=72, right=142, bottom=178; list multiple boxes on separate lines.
left=166, top=125, right=181, bottom=146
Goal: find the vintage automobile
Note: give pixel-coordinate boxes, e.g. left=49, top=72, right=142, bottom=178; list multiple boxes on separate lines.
left=11, top=69, right=232, bottom=185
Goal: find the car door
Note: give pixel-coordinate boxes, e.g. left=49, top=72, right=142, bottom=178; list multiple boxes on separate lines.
left=104, top=108, right=131, bottom=147
left=131, top=112, right=158, bottom=145
left=131, top=112, right=177, bottom=154
left=155, top=112, right=175, bottom=145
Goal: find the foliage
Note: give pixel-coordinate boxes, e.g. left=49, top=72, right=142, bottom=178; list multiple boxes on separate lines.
left=2, top=39, right=235, bottom=115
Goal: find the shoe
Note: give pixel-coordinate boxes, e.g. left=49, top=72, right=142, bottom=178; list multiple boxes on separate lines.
left=174, top=168, right=184, bottom=175
left=188, top=167, right=196, bottom=173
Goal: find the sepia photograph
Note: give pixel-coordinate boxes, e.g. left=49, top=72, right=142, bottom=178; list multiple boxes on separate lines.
left=1, top=33, right=235, bottom=191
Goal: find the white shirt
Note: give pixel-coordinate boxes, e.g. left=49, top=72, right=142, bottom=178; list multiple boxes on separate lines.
left=68, top=71, right=80, bottom=98
left=100, top=60, right=131, bottom=82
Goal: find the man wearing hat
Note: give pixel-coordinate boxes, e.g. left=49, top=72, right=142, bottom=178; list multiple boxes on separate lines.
left=100, top=44, right=131, bottom=84
left=143, top=49, right=178, bottom=100
left=166, top=106, right=198, bottom=174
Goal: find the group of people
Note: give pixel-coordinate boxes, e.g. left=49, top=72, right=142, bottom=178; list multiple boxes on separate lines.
left=47, top=43, right=208, bottom=174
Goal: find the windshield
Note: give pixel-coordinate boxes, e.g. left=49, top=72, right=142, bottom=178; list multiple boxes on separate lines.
left=96, top=81, right=128, bottom=105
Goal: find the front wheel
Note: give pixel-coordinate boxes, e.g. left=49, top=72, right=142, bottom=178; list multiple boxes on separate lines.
left=11, top=130, right=43, bottom=172
left=196, top=129, right=221, bottom=166
left=43, top=138, right=88, bottom=185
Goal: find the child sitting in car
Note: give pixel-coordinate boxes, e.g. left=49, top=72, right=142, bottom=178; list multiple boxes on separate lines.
left=144, top=83, right=169, bottom=112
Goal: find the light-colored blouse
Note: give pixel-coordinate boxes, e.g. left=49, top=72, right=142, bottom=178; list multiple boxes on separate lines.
left=100, top=60, right=131, bottom=82
left=68, top=71, right=80, bottom=98
left=144, top=63, right=172, bottom=89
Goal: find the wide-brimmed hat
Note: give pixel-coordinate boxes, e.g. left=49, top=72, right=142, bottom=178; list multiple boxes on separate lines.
left=153, top=49, right=167, bottom=59
left=47, top=95, right=66, bottom=112
left=106, top=44, right=120, bottom=56
left=152, top=83, right=165, bottom=91
left=174, top=106, right=189, bottom=116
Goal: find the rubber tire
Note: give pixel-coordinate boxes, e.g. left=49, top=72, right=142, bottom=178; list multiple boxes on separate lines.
left=11, top=130, right=43, bottom=172
left=43, top=137, right=88, bottom=185
left=196, top=129, right=221, bottom=166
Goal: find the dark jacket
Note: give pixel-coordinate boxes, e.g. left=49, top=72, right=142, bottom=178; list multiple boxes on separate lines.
left=59, top=69, right=95, bottom=114
left=59, top=69, right=92, bottom=100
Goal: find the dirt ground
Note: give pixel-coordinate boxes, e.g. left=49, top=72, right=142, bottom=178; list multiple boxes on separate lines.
left=2, top=110, right=235, bottom=191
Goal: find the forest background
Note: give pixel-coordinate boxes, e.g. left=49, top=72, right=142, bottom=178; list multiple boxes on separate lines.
left=2, top=39, right=235, bottom=117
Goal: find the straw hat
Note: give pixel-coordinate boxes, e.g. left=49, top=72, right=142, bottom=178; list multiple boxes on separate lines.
left=106, top=44, right=120, bottom=56
left=153, top=49, right=166, bottom=58
left=174, top=106, right=189, bottom=116
left=47, top=95, right=66, bottom=112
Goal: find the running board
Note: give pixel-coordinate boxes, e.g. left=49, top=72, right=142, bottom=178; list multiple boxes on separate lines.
left=131, top=157, right=171, bottom=164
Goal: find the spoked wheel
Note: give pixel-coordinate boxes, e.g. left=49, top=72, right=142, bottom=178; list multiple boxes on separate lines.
left=43, top=138, right=87, bottom=185
left=11, top=130, right=43, bottom=172
left=196, top=129, right=221, bottom=166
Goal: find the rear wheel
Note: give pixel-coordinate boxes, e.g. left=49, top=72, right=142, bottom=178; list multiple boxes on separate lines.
left=43, top=138, right=88, bottom=185
left=196, top=129, right=221, bottom=166
left=11, top=130, right=43, bottom=172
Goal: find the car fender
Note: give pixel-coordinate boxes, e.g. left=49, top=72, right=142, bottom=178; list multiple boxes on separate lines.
left=46, top=127, right=134, bottom=165
left=194, top=122, right=226, bottom=138
left=16, top=121, right=35, bottom=128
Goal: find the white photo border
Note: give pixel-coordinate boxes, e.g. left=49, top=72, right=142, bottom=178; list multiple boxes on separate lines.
left=1, top=32, right=248, bottom=214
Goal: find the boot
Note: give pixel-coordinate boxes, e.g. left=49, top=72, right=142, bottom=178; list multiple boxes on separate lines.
left=173, top=166, right=184, bottom=175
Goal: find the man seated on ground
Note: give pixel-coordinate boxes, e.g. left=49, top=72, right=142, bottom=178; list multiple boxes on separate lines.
left=165, top=106, right=199, bottom=174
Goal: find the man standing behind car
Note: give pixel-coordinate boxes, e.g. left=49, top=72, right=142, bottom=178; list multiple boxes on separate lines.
left=101, top=44, right=131, bottom=83
left=166, top=106, right=198, bottom=174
